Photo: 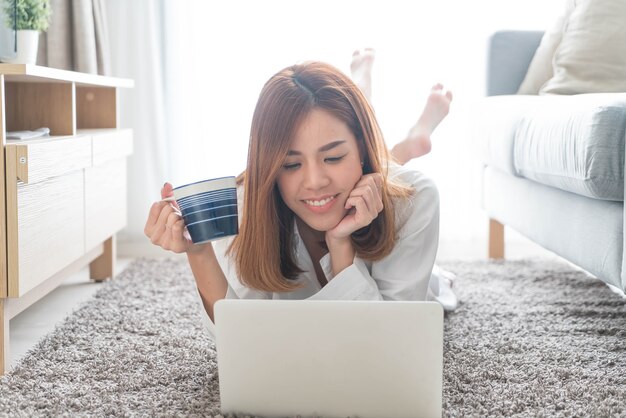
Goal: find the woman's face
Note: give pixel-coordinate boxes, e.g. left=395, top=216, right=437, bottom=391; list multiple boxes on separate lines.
left=276, top=108, right=363, bottom=232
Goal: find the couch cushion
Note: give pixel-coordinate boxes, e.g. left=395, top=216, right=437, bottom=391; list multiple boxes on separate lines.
left=517, top=0, right=626, bottom=95
left=517, top=0, right=575, bottom=95
left=477, top=93, right=626, bottom=201
left=474, top=95, right=542, bottom=176
left=541, top=0, right=626, bottom=94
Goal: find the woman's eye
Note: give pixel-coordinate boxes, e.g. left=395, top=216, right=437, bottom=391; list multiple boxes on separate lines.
left=283, top=163, right=300, bottom=170
left=325, top=154, right=346, bottom=163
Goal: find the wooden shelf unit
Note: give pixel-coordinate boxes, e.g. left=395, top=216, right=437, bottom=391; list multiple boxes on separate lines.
left=0, top=64, right=134, bottom=375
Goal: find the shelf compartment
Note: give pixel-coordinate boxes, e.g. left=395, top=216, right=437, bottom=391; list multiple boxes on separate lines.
left=4, top=82, right=75, bottom=136
left=77, top=86, right=117, bottom=129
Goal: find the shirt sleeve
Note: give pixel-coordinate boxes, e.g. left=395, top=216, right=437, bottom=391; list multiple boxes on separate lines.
left=195, top=285, right=240, bottom=341
left=308, top=170, right=439, bottom=302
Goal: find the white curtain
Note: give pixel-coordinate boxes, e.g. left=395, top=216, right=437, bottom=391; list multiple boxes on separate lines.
left=105, top=0, right=563, bottom=255
left=106, top=0, right=169, bottom=253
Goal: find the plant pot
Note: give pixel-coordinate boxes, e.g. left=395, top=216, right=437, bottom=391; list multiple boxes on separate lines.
left=2, top=30, right=39, bottom=64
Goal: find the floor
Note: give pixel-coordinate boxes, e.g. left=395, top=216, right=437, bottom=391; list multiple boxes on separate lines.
left=3, top=231, right=582, bottom=371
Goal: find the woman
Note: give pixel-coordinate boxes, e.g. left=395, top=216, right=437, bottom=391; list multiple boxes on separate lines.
left=144, top=61, right=455, bottom=336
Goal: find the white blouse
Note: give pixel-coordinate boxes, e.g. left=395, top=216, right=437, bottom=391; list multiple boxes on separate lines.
left=196, top=164, right=440, bottom=339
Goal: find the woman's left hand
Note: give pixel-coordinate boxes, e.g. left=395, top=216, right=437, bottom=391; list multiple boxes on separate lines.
left=326, top=173, right=384, bottom=241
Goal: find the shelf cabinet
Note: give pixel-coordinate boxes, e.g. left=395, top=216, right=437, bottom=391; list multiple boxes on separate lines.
left=0, top=65, right=133, bottom=375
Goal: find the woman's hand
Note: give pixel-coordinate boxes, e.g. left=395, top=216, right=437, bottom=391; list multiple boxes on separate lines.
left=144, top=182, right=206, bottom=254
left=326, top=173, right=384, bottom=242
left=324, top=173, right=383, bottom=276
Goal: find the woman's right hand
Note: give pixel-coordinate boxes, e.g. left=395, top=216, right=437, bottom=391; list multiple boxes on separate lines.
left=144, top=182, right=201, bottom=254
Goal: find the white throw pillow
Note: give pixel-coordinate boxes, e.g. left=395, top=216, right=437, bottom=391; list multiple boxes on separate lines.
left=517, top=0, right=575, bottom=95
left=540, top=0, right=626, bottom=94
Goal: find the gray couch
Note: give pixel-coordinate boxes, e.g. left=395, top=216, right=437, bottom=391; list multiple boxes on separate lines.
left=477, top=30, right=626, bottom=292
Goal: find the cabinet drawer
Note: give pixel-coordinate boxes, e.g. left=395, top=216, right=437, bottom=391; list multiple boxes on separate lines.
left=9, top=135, right=92, bottom=184
left=85, top=159, right=127, bottom=250
left=92, top=129, right=133, bottom=166
left=8, top=172, right=85, bottom=297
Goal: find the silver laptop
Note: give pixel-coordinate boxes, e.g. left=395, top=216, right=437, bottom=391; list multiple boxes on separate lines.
left=214, top=299, right=443, bottom=418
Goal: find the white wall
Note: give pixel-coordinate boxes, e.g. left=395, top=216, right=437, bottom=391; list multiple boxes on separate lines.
left=108, top=0, right=564, bottom=254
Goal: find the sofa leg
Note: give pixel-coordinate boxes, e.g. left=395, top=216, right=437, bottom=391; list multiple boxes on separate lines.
left=489, top=219, right=505, bottom=259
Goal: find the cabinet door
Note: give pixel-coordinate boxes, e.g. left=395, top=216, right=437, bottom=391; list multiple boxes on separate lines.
left=85, top=159, right=127, bottom=251
left=84, top=130, right=132, bottom=250
left=5, top=140, right=90, bottom=297
left=8, top=173, right=85, bottom=297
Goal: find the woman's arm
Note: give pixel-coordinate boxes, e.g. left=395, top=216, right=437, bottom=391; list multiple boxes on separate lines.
left=144, top=182, right=229, bottom=321
left=187, top=245, right=228, bottom=322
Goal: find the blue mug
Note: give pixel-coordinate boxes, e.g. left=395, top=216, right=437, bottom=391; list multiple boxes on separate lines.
left=170, top=176, right=238, bottom=244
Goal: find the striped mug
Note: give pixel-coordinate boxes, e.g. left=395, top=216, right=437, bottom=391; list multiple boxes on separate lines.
left=171, top=176, right=238, bottom=244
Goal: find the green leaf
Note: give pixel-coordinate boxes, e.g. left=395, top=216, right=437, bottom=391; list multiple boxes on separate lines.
left=3, top=0, right=52, bottom=32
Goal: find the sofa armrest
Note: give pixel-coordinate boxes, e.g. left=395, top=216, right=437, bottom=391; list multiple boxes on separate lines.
left=487, top=30, right=544, bottom=96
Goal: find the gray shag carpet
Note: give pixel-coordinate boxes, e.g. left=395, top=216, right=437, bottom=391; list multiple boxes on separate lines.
left=1, top=258, right=625, bottom=417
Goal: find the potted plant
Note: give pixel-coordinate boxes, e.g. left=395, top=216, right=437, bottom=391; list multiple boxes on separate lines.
left=2, top=0, right=51, bottom=64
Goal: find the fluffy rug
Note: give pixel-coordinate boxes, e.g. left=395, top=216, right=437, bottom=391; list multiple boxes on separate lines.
left=1, top=258, right=624, bottom=417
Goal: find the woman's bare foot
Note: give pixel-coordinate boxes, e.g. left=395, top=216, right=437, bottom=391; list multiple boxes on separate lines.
left=350, top=48, right=375, bottom=101
left=392, top=83, right=453, bottom=165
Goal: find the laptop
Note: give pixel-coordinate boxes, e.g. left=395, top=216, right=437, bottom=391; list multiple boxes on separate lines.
left=214, top=299, right=444, bottom=418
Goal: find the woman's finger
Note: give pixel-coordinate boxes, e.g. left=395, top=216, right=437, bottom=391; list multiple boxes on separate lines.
left=161, top=182, right=183, bottom=212
left=144, top=202, right=164, bottom=237
left=363, top=175, right=378, bottom=197
left=363, top=174, right=383, bottom=212
left=149, top=222, right=165, bottom=246
left=159, top=227, right=172, bottom=250
left=350, top=194, right=373, bottom=226
left=155, top=203, right=174, bottom=230
left=149, top=203, right=176, bottom=245
left=145, top=201, right=171, bottom=238
left=162, top=211, right=185, bottom=250
left=162, top=220, right=189, bottom=253
left=346, top=186, right=378, bottom=217
left=170, top=219, right=188, bottom=253
left=358, top=173, right=382, bottom=193
left=345, top=194, right=376, bottom=226
left=354, top=174, right=383, bottom=210
left=161, top=182, right=174, bottom=200
left=166, top=211, right=182, bottom=229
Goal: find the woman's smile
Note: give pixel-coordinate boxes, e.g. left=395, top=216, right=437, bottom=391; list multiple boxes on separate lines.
left=302, top=193, right=339, bottom=213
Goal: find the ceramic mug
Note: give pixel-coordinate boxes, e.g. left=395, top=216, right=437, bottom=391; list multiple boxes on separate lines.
left=165, top=176, right=238, bottom=244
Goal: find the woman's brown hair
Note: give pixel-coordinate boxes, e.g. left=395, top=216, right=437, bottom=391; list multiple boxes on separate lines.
left=229, top=61, right=413, bottom=292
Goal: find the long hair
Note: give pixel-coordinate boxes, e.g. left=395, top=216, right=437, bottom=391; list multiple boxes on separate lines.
left=229, top=61, right=413, bottom=292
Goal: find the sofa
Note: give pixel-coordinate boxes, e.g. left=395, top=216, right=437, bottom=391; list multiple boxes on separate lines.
left=476, top=30, right=626, bottom=293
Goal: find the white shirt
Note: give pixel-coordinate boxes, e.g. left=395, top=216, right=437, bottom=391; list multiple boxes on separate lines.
left=196, top=164, right=440, bottom=339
